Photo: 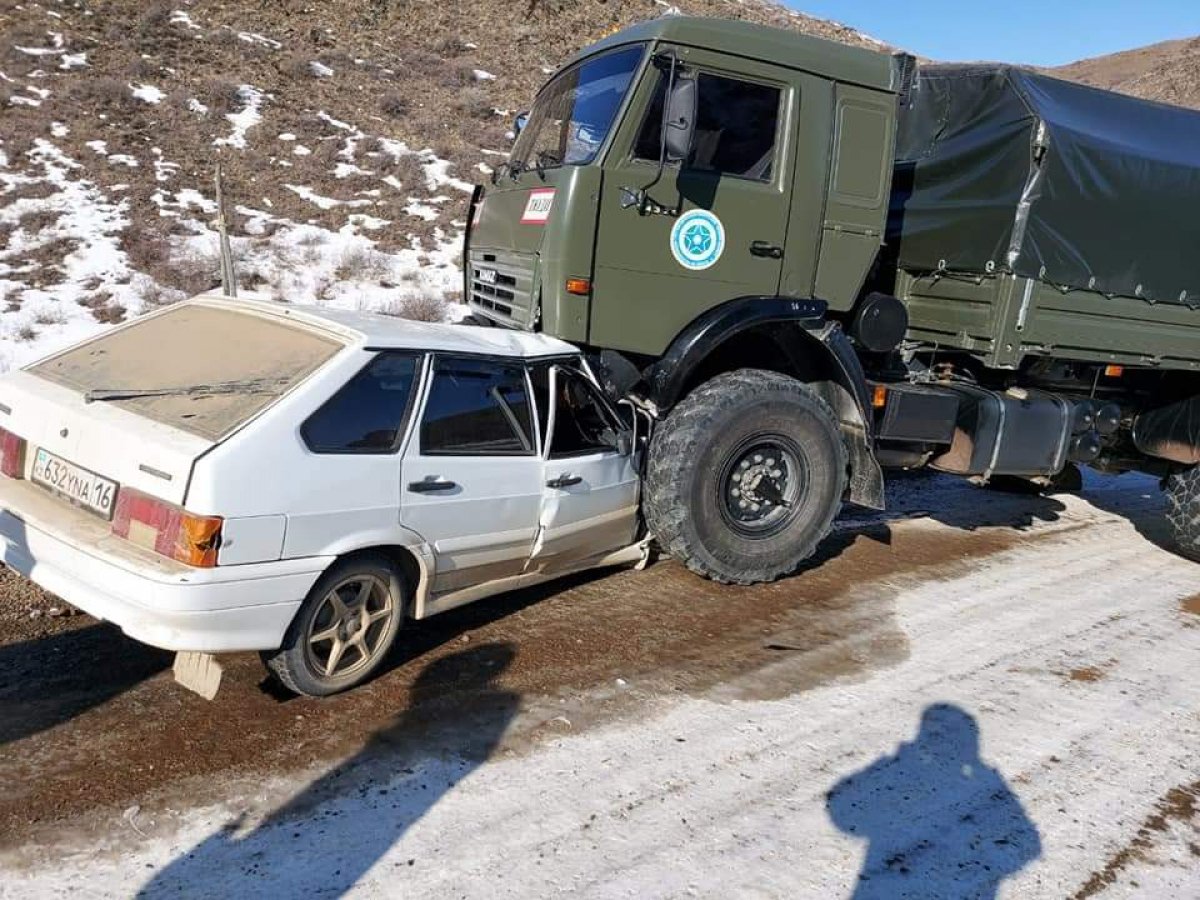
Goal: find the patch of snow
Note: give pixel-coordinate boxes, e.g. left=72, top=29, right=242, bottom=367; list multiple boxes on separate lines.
left=310, top=61, right=334, bottom=78
left=346, top=214, right=389, bottom=231
left=472, top=69, right=496, bottom=81
left=214, top=85, right=265, bottom=149
left=278, top=133, right=296, bottom=142
left=152, top=155, right=180, bottom=183
left=284, top=185, right=373, bottom=211
left=130, top=83, right=165, bottom=104
left=85, top=140, right=108, bottom=156
left=107, top=155, right=138, bottom=168
left=59, top=52, right=86, bottom=70
left=292, top=145, right=311, bottom=157
left=0, top=140, right=147, bottom=367
left=317, top=111, right=357, bottom=133
left=14, top=46, right=61, bottom=58
left=404, top=201, right=439, bottom=221
left=50, top=122, right=69, bottom=138
left=170, top=10, right=201, bottom=30
left=238, top=32, right=283, bottom=50
left=9, top=95, right=41, bottom=108
left=187, top=98, right=208, bottom=115
left=332, top=163, right=369, bottom=179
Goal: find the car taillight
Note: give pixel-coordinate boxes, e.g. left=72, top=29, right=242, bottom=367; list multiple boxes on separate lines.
left=112, top=488, right=223, bottom=568
left=0, top=427, right=26, bottom=478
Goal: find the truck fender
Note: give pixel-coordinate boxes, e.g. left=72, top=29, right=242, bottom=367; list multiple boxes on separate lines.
left=646, top=296, right=827, bottom=410
left=646, top=296, right=885, bottom=510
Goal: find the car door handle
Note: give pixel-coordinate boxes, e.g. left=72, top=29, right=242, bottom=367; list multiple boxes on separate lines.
left=546, top=474, right=583, bottom=488
left=750, top=241, right=783, bottom=259
left=407, top=478, right=458, bottom=494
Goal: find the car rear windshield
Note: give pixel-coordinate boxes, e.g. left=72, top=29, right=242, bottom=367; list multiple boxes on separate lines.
left=31, top=304, right=344, bottom=441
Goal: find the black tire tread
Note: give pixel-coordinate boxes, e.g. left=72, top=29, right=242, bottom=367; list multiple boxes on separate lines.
left=1166, top=466, right=1200, bottom=562
left=644, top=369, right=847, bottom=585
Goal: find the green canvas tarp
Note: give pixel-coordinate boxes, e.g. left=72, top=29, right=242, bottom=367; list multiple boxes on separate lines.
left=890, top=64, right=1200, bottom=309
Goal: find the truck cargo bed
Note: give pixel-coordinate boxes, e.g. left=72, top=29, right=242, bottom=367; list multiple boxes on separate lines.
left=890, top=64, right=1200, bottom=371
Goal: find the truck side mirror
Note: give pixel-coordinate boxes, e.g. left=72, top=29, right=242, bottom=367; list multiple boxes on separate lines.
left=513, top=111, right=529, bottom=141
left=664, top=74, right=697, bottom=164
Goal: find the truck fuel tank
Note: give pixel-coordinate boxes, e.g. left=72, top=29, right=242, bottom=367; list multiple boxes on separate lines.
left=928, top=384, right=1072, bottom=479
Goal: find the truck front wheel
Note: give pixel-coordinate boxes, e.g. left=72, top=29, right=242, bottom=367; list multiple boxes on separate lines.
left=644, top=369, right=848, bottom=584
left=1165, top=466, right=1200, bottom=562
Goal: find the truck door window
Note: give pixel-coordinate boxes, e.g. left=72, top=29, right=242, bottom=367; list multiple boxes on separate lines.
left=302, top=352, right=421, bottom=454
left=633, top=72, right=781, bottom=182
left=420, top=356, right=535, bottom=456
left=549, top=368, right=623, bottom=458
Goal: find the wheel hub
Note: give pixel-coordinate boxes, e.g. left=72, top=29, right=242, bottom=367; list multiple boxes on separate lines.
left=719, top=438, right=807, bottom=537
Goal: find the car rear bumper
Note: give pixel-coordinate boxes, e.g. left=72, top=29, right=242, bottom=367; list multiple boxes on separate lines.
left=0, top=479, right=333, bottom=653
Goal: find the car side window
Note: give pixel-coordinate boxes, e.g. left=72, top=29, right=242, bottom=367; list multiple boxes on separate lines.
left=421, top=356, right=535, bottom=456
left=633, top=71, right=781, bottom=181
left=549, top=367, right=623, bottom=458
left=302, top=352, right=421, bottom=454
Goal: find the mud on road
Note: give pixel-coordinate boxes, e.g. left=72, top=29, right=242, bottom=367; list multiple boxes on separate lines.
left=0, top=471, right=1171, bottom=850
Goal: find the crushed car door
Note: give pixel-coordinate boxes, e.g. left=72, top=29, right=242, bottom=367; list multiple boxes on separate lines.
left=528, top=363, right=640, bottom=575
left=401, top=355, right=544, bottom=595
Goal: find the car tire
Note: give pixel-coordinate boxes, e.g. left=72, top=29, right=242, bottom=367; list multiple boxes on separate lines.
left=644, top=369, right=848, bottom=585
left=263, top=554, right=406, bottom=697
left=1165, top=465, right=1200, bottom=562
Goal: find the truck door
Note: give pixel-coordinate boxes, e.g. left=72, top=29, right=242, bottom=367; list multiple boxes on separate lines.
left=527, top=363, right=640, bottom=575
left=590, top=47, right=797, bottom=356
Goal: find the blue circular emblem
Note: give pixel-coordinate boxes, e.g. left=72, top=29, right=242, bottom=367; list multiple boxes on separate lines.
left=670, top=210, right=725, bottom=271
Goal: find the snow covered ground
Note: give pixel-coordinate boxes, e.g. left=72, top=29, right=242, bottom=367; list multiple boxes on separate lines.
left=3, top=472, right=1197, bottom=899
left=1, top=118, right=471, bottom=372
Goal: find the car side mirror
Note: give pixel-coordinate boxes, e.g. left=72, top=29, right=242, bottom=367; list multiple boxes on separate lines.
left=664, top=73, right=697, bottom=164
left=617, top=431, right=633, bottom=457
left=513, top=111, right=529, bottom=141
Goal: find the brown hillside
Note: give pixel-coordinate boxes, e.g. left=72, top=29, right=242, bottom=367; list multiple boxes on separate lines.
left=0, top=0, right=884, bottom=330
left=1053, top=36, right=1200, bottom=109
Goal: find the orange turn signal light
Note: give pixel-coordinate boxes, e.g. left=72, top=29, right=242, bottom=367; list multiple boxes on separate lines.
left=565, top=277, right=591, bottom=296
left=1103, top=364, right=1124, bottom=377
left=871, top=384, right=888, bottom=409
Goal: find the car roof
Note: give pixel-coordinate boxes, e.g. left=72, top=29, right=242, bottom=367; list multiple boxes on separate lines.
left=194, top=294, right=581, bottom=359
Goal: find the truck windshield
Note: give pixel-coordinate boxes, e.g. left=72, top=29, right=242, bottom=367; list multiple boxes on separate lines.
left=510, top=44, right=644, bottom=171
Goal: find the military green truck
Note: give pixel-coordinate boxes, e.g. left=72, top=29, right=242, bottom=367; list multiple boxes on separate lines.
left=461, top=16, right=1200, bottom=583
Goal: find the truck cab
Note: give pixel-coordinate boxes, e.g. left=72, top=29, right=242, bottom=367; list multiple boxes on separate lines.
left=465, top=17, right=899, bottom=356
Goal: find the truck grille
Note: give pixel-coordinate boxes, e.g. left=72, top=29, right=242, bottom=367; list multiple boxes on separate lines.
left=468, top=251, right=536, bottom=328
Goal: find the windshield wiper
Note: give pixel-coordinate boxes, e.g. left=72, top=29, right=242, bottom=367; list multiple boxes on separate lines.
left=83, top=377, right=289, bottom=404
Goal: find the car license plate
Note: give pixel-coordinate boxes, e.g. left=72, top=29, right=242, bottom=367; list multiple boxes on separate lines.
left=31, top=448, right=118, bottom=520
left=477, top=266, right=498, bottom=285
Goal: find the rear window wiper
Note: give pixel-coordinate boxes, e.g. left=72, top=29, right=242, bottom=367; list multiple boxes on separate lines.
left=83, top=377, right=289, bottom=404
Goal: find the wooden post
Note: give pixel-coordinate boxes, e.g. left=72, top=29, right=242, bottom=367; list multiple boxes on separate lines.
left=215, top=163, right=237, bottom=297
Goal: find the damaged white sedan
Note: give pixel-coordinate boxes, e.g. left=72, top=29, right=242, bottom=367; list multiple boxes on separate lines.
left=0, top=296, right=644, bottom=695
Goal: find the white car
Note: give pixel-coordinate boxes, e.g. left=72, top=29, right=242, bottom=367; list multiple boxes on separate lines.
left=0, top=296, right=644, bottom=695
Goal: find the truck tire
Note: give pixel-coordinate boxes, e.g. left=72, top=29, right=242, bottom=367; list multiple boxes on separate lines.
left=644, top=369, right=848, bottom=584
left=1165, top=466, right=1200, bottom=562
left=262, top=554, right=406, bottom=697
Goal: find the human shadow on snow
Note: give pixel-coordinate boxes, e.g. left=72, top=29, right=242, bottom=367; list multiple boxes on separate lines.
left=827, top=703, right=1041, bottom=900
left=137, top=643, right=518, bottom=899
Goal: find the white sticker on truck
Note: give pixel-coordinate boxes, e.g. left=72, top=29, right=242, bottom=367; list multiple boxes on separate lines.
left=670, top=209, right=726, bottom=271
left=520, top=188, right=556, bottom=224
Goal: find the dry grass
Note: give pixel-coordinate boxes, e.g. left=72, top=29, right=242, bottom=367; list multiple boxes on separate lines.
left=335, top=246, right=394, bottom=283
left=378, top=294, right=447, bottom=322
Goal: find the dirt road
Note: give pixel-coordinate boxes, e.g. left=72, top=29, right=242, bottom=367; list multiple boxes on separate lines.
left=0, top=471, right=1197, bottom=898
